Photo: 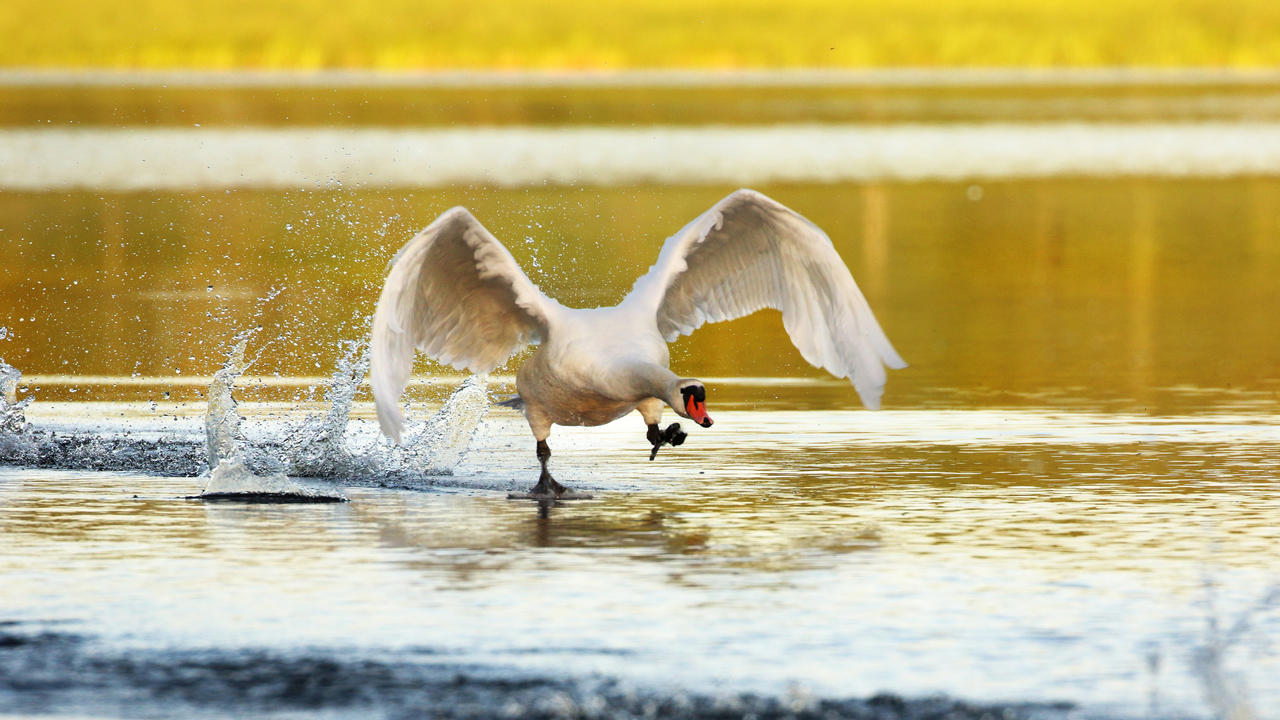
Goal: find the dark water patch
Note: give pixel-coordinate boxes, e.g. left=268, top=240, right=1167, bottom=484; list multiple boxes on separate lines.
left=193, top=491, right=348, bottom=503
left=4, top=428, right=207, bottom=476
left=0, top=630, right=1077, bottom=720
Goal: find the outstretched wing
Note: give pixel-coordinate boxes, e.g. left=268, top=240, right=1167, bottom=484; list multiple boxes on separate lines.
left=370, top=207, right=560, bottom=441
left=625, top=189, right=906, bottom=409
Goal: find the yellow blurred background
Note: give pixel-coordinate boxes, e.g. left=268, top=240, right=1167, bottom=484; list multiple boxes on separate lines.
left=3, top=0, right=1278, bottom=69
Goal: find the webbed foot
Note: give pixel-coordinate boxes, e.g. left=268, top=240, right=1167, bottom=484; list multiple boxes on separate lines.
left=648, top=422, right=687, bottom=460
left=506, top=454, right=592, bottom=500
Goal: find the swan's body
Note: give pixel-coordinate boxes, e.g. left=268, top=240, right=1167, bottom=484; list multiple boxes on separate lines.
left=516, top=305, right=670, bottom=429
left=371, top=189, right=906, bottom=497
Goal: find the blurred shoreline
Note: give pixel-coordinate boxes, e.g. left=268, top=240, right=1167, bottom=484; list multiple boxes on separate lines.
left=6, top=66, right=1280, bottom=88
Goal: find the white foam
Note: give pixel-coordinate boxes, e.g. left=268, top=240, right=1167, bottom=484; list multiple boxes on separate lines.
left=201, top=454, right=321, bottom=497
left=5, top=123, right=1280, bottom=190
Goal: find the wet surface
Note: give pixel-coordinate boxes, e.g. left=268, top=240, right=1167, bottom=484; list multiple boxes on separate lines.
left=2, top=404, right=1278, bottom=718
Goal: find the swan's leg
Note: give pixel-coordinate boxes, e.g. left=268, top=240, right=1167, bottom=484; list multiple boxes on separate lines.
left=639, top=399, right=686, bottom=461
left=507, top=406, right=590, bottom=500
left=528, top=439, right=567, bottom=496
left=519, top=407, right=565, bottom=496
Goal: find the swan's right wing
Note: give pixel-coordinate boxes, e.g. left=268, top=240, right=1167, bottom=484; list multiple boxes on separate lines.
left=626, top=189, right=905, bottom=409
left=370, top=207, right=558, bottom=442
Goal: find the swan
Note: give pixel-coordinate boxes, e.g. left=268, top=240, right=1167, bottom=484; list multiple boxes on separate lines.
left=370, top=189, right=906, bottom=498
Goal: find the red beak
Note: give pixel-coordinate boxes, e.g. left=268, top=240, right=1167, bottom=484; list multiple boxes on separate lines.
left=685, top=394, right=713, bottom=428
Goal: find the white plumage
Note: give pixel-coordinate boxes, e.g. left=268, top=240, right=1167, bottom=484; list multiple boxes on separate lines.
left=370, top=189, right=906, bottom=497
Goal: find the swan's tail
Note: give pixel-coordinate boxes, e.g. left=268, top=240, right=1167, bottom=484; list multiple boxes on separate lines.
left=495, top=395, right=525, bottom=410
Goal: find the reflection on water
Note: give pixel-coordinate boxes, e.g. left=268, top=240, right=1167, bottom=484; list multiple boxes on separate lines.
left=6, top=73, right=1280, bottom=127
left=1, top=409, right=1277, bottom=717
left=2, top=179, right=1278, bottom=413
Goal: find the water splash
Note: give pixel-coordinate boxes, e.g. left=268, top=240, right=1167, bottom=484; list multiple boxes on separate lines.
left=277, top=339, right=369, bottom=477
left=201, top=330, right=489, bottom=484
left=205, top=328, right=259, bottom=469
left=199, top=328, right=345, bottom=501
left=0, top=325, right=491, bottom=485
left=201, top=455, right=339, bottom=502
left=377, top=374, right=490, bottom=477
left=273, top=338, right=491, bottom=481
left=0, top=358, right=35, bottom=460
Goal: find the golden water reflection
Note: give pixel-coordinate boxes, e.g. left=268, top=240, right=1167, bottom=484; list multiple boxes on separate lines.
left=6, top=82, right=1280, bottom=128
left=2, top=179, right=1279, bottom=412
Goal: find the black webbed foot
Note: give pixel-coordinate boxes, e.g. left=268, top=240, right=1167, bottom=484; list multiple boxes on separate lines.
left=647, top=423, right=662, bottom=447
left=506, top=439, right=593, bottom=500
left=528, top=468, right=567, bottom=497
left=648, top=422, right=687, bottom=460
left=665, top=423, right=686, bottom=447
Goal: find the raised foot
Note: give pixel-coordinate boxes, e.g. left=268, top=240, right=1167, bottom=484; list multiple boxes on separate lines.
left=648, top=422, right=687, bottom=460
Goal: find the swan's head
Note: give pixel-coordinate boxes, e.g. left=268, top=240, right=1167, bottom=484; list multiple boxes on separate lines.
left=670, top=379, right=713, bottom=428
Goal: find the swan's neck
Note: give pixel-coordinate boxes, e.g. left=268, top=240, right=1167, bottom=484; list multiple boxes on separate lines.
left=621, top=361, right=680, bottom=402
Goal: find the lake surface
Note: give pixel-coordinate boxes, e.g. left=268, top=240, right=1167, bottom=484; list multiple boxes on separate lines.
left=1, top=76, right=1278, bottom=718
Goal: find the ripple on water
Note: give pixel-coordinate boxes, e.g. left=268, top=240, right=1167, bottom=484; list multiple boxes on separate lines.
left=0, top=405, right=1278, bottom=718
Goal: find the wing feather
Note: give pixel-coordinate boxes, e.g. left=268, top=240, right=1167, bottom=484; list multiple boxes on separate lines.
left=370, top=207, right=559, bottom=441
left=625, top=189, right=906, bottom=409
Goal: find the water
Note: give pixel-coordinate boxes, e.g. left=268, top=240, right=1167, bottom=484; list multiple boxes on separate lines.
left=1, top=78, right=1279, bottom=718
left=10, top=123, right=1280, bottom=190
left=2, top=402, right=1278, bottom=718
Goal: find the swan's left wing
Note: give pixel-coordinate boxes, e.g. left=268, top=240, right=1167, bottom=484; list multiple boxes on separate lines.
left=370, top=207, right=559, bottom=442
left=625, top=189, right=906, bottom=409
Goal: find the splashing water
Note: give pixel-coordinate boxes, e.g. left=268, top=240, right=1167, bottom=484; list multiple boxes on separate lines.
left=0, top=359, right=35, bottom=460
left=200, top=330, right=490, bottom=484
left=377, top=374, right=490, bottom=478
left=273, top=339, right=492, bottom=481
left=205, top=328, right=258, bottom=469
left=201, top=455, right=339, bottom=501
left=279, top=338, right=370, bottom=477
left=1, top=359, right=23, bottom=419
left=198, top=328, right=344, bottom=500
left=0, top=324, right=490, bottom=485
left=420, top=374, right=491, bottom=474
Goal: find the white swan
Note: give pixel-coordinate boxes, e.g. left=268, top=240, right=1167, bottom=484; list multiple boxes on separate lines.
left=370, top=189, right=906, bottom=498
